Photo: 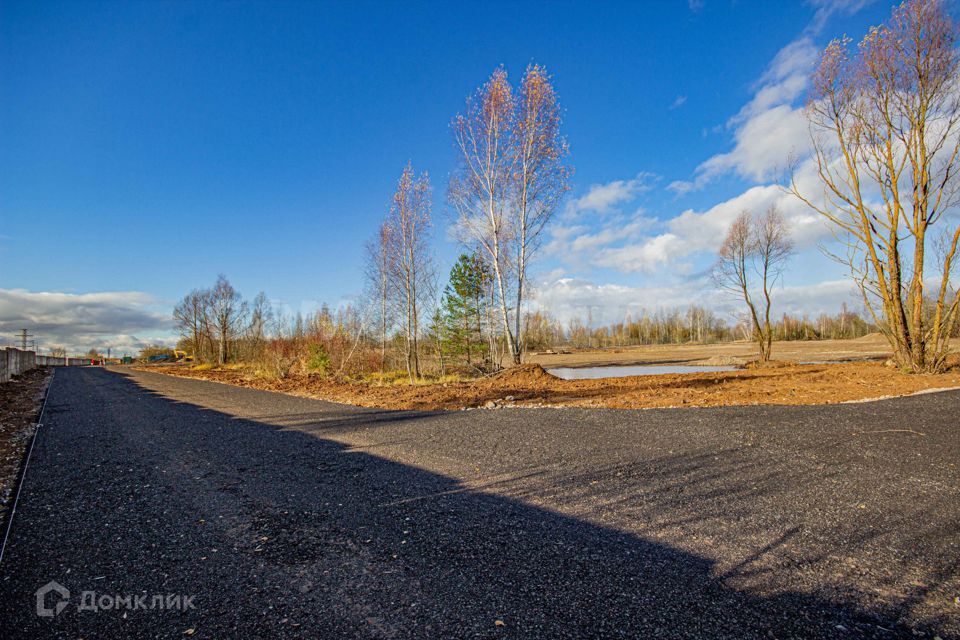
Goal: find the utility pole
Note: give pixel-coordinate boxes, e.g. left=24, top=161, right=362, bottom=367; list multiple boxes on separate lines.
left=18, top=328, right=33, bottom=350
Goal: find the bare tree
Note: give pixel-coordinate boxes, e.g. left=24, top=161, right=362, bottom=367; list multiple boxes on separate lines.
left=245, top=291, right=272, bottom=361
left=713, top=207, right=794, bottom=362
left=449, top=65, right=571, bottom=365
left=48, top=346, right=67, bottom=358
left=364, top=222, right=392, bottom=373
left=173, top=288, right=211, bottom=360
left=792, top=0, right=960, bottom=372
left=385, top=163, right=433, bottom=382
left=248, top=292, right=272, bottom=340
left=208, top=275, right=246, bottom=365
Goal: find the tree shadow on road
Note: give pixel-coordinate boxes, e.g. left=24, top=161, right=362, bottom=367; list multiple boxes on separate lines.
left=2, top=367, right=954, bottom=639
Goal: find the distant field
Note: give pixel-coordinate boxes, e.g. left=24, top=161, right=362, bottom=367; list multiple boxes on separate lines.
left=525, top=334, right=960, bottom=369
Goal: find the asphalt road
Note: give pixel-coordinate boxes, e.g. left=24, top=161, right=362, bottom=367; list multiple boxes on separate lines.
left=0, top=367, right=958, bottom=639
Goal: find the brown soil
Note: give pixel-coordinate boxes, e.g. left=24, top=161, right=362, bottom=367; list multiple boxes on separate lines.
left=138, top=353, right=960, bottom=412
left=0, top=368, right=50, bottom=525
left=527, top=333, right=960, bottom=368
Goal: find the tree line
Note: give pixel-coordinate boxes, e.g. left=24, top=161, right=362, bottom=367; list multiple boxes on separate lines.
left=168, top=268, right=882, bottom=379
left=171, top=275, right=273, bottom=365
left=527, top=304, right=877, bottom=350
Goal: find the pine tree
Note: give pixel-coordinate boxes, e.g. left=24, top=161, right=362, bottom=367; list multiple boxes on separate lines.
left=441, top=253, right=488, bottom=365
left=428, top=307, right=446, bottom=377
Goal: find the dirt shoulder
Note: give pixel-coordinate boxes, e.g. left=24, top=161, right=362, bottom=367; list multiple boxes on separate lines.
left=0, top=368, right=51, bottom=527
left=136, top=357, right=960, bottom=411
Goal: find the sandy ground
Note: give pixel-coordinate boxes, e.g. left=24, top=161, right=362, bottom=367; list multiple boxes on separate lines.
left=138, top=340, right=960, bottom=411
left=526, top=333, right=960, bottom=368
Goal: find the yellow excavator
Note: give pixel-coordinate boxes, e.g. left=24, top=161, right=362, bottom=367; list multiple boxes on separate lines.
left=173, top=350, right=194, bottom=362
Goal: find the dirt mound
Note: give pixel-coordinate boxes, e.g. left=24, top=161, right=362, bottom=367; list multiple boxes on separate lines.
left=942, top=353, right=960, bottom=372
left=487, top=364, right=553, bottom=385
left=700, top=355, right=747, bottom=366
left=743, top=359, right=798, bottom=370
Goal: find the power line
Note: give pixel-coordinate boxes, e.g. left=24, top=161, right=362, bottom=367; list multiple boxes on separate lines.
left=18, top=329, right=34, bottom=351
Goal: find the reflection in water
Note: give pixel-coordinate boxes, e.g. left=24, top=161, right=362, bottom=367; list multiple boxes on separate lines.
left=548, top=364, right=737, bottom=380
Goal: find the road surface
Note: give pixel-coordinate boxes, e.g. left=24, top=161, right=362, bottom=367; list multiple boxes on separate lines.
left=1, top=367, right=957, bottom=638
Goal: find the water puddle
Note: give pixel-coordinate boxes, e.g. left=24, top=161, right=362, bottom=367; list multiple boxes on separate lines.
left=547, top=364, right=738, bottom=380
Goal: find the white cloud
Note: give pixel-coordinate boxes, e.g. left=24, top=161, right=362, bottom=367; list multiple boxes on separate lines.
left=742, top=38, right=819, bottom=118
left=590, top=178, right=828, bottom=274
left=670, top=95, right=687, bottom=110
left=593, top=233, right=684, bottom=273
left=0, top=288, right=173, bottom=355
left=566, top=173, right=656, bottom=215
left=806, top=0, right=872, bottom=36
left=553, top=164, right=830, bottom=276
left=699, top=104, right=808, bottom=183
left=535, top=0, right=874, bottom=319
left=669, top=0, right=871, bottom=197
left=666, top=179, right=697, bottom=197
left=669, top=37, right=818, bottom=195
left=630, top=6, right=874, bottom=271
left=774, top=278, right=860, bottom=317
left=547, top=173, right=661, bottom=267
left=546, top=206, right=658, bottom=269
left=530, top=277, right=699, bottom=327
left=544, top=209, right=658, bottom=266
left=568, top=217, right=654, bottom=254
left=530, top=276, right=861, bottom=327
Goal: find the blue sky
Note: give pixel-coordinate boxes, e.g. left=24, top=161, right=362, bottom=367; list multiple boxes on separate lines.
left=0, top=0, right=900, bottom=352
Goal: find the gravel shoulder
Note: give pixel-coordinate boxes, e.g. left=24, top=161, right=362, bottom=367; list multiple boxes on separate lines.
left=0, top=367, right=957, bottom=638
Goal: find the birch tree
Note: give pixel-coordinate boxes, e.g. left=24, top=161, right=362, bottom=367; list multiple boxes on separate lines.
left=450, top=65, right=571, bottom=365
left=510, top=65, right=572, bottom=362
left=450, top=69, right=515, bottom=365
left=386, top=163, right=433, bottom=382
left=364, top=222, right=392, bottom=373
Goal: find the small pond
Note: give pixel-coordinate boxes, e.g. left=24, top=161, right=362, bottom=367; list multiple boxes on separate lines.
left=547, top=364, right=738, bottom=380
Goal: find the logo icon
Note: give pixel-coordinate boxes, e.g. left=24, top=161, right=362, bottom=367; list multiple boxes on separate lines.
left=36, top=581, right=70, bottom=617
